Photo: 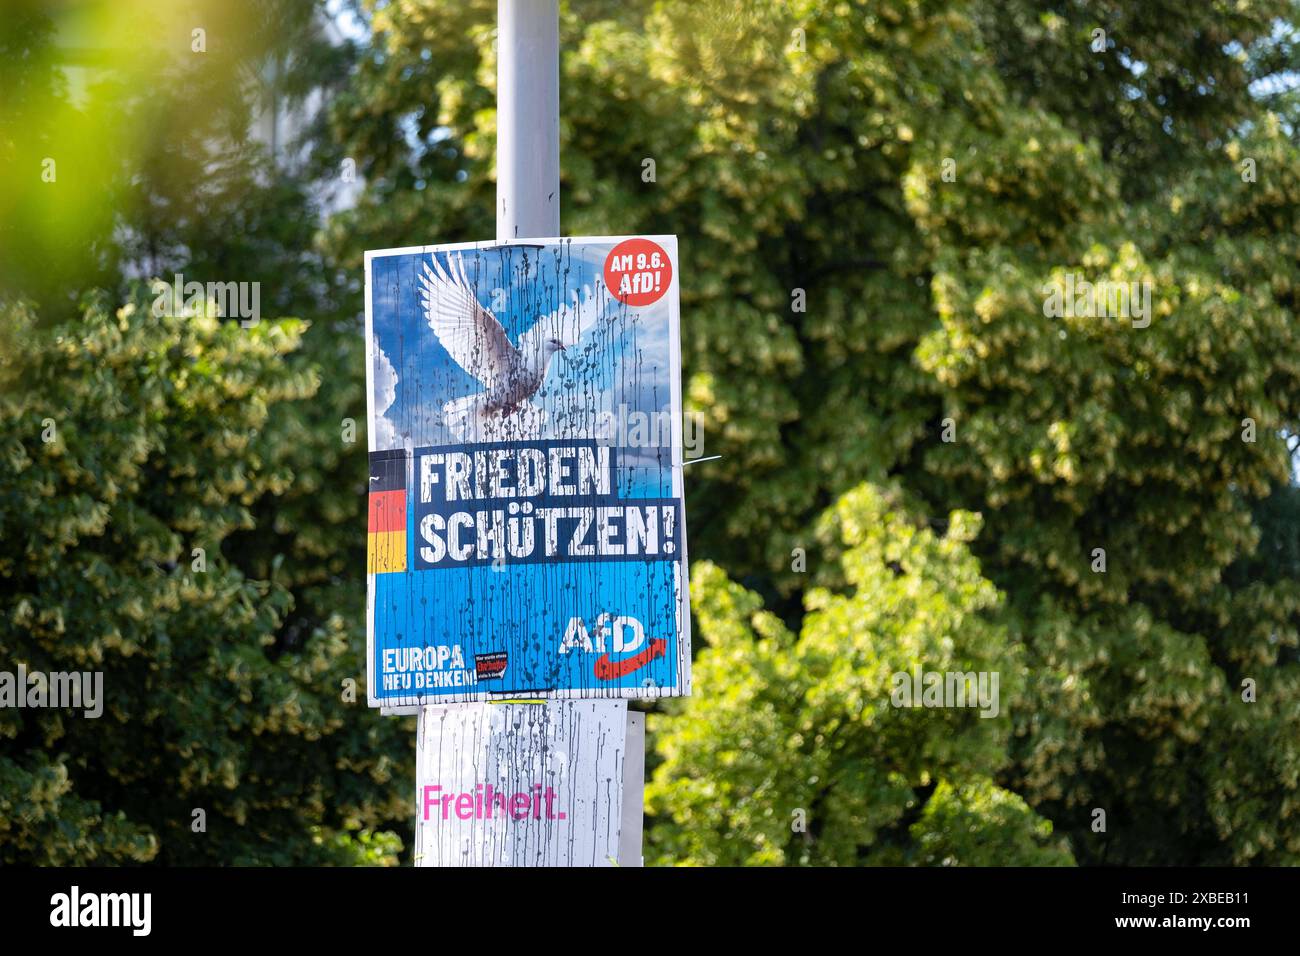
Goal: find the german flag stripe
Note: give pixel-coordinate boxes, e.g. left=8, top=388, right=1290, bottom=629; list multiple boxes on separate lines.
left=368, top=530, right=407, bottom=574
left=369, top=490, right=407, bottom=533
left=368, top=451, right=408, bottom=573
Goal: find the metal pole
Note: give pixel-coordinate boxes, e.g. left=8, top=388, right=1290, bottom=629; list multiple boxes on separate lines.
left=497, top=0, right=560, bottom=241
left=481, top=0, right=644, bottom=867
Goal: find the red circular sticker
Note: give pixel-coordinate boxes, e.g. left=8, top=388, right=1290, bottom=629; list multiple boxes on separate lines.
left=603, top=238, right=672, bottom=306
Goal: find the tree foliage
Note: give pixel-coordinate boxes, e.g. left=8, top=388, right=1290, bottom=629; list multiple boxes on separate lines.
left=4, top=0, right=1300, bottom=866
left=0, top=292, right=407, bottom=865
left=330, top=0, right=1300, bottom=865
left=1, top=1, right=406, bottom=866
left=649, top=486, right=1072, bottom=866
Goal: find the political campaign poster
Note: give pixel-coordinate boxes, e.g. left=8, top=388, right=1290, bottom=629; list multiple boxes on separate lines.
left=414, top=700, right=634, bottom=867
left=364, top=236, right=691, bottom=708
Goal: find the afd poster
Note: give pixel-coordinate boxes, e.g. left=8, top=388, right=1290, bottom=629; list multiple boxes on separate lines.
left=364, top=236, right=691, bottom=708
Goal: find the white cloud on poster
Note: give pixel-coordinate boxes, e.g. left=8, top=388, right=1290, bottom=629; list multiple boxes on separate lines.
left=372, top=343, right=401, bottom=450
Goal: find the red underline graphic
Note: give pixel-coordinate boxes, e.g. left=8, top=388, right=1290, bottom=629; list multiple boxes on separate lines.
left=594, top=638, right=667, bottom=680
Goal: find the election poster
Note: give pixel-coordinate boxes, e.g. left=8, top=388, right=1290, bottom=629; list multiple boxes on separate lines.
left=414, top=700, right=635, bottom=867
left=364, top=236, right=691, bottom=708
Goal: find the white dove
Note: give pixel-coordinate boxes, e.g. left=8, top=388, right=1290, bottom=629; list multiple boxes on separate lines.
left=418, top=252, right=600, bottom=441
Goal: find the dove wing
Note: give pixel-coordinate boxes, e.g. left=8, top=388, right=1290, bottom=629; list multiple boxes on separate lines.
left=419, top=253, right=517, bottom=389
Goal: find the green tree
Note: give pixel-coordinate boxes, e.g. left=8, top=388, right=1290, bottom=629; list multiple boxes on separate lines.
left=329, top=0, right=1300, bottom=865
left=0, top=291, right=407, bottom=865
left=1, top=1, right=410, bottom=865
left=649, top=486, right=1072, bottom=866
